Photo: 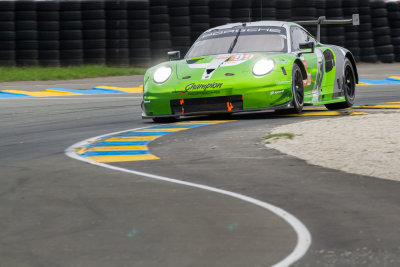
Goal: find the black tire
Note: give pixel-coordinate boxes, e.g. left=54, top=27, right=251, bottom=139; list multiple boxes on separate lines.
left=150, top=14, right=169, bottom=24
left=84, top=48, right=106, bottom=58
left=60, top=40, right=83, bottom=50
left=378, top=53, right=395, bottom=63
left=129, top=20, right=150, bottom=30
left=372, top=26, right=391, bottom=36
left=38, top=31, right=59, bottom=40
left=106, top=10, right=127, bottom=20
left=209, top=0, right=232, bottom=9
left=38, top=50, right=59, bottom=59
left=16, top=31, right=38, bottom=40
left=60, top=11, right=81, bottom=21
left=37, top=11, right=59, bottom=21
left=60, top=21, right=82, bottom=30
left=0, top=50, right=15, bottom=60
left=106, top=20, right=128, bottom=30
left=371, top=8, right=387, bottom=18
left=106, top=30, right=128, bottom=39
left=0, top=41, right=15, bottom=50
left=169, top=7, right=190, bottom=16
left=127, top=10, right=149, bottom=20
left=16, top=40, right=38, bottom=50
left=106, top=39, right=129, bottom=48
left=0, top=11, right=14, bottom=21
left=191, top=23, right=210, bottom=31
left=325, top=58, right=355, bottom=110
left=172, top=36, right=191, bottom=46
left=375, top=45, right=394, bottom=55
left=39, top=40, right=60, bottom=50
left=170, top=26, right=190, bottom=36
left=150, top=23, right=170, bottom=32
left=60, top=30, right=82, bottom=40
left=15, top=11, right=36, bottom=21
left=37, top=21, right=59, bottom=31
left=170, top=17, right=190, bottom=26
left=372, top=17, right=389, bottom=27
left=210, top=9, right=230, bottom=17
left=39, top=60, right=60, bottom=67
left=359, top=31, right=373, bottom=40
left=82, top=10, right=106, bottom=20
left=129, top=39, right=150, bottom=48
left=0, top=22, right=15, bottom=31
left=130, top=48, right=151, bottom=57
left=360, top=55, right=378, bottom=62
left=151, top=31, right=171, bottom=40
left=190, top=6, right=209, bottom=14
left=83, top=39, right=106, bottom=49
left=359, top=39, right=374, bottom=48
left=82, top=20, right=106, bottom=30
left=129, top=29, right=150, bottom=39
left=290, top=63, right=304, bottom=113
left=374, top=35, right=392, bottom=46
left=83, top=29, right=106, bottom=39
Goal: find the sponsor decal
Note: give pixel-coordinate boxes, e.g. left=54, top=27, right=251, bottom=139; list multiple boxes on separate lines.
left=276, top=80, right=291, bottom=85
left=270, top=90, right=285, bottom=95
left=175, top=82, right=224, bottom=95
left=143, top=100, right=151, bottom=104
left=276, top=57, right=289, bottom=64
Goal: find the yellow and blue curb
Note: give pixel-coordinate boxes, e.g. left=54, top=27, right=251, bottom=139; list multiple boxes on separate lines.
left=358, top=76, right=400, bottom=85
left=74, top=120, right=233, bottom=163
left=0, top=85, right=143, bottom=98
left=1, top=76, right=399, bottom=98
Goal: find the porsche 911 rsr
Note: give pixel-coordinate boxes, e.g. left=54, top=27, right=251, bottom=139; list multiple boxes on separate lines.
left=142, top=16, right=359, bottom=122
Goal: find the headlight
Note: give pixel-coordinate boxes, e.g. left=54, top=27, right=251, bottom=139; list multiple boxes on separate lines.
left=153, top=66, right=172, bottom=84
left=252, top=59, right=275, bottom=76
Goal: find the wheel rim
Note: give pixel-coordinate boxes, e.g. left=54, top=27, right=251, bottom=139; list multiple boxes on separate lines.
left=293, top=70, right=304, bottom=107
left=344, top=66, right=355, bottom=98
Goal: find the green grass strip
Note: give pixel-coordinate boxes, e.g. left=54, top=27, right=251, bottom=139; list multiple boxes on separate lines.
left=264, top=133, right=295, bottom=144
left=0, top=65, right=147, bottom=82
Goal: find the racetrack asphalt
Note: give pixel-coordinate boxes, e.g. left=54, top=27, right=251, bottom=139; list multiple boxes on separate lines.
left=1, top=64, right=400, bottom=266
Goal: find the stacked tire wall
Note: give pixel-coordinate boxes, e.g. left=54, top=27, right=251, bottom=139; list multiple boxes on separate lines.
left=0, top=0, right=399, bottom=67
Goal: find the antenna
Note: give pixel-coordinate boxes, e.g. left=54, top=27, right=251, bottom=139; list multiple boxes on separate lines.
left=249, top=10, right=251, bottom=22
left=260, top=0, right=263, bottom=20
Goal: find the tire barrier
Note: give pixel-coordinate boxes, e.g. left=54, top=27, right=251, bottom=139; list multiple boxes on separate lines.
left=0, top=0, right=399, bottom=67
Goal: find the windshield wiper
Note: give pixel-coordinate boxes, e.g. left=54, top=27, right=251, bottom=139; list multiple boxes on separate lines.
left=228, top=23, right=246, bottom=54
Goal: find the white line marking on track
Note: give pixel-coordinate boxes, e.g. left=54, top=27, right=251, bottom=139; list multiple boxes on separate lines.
left=65, top=127, right=312, bottom=267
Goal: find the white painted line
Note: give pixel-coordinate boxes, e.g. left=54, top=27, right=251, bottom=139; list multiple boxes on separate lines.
left=65, top=127, right=311, bottom=267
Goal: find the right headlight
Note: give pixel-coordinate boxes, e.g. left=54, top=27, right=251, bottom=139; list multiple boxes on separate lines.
left=153, top=66, right=172, bottom=84
left=252, top=58, right=275, bottom=76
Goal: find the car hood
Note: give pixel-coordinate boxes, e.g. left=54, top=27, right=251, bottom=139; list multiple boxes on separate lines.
left=175, top=52, right=282, bottom=81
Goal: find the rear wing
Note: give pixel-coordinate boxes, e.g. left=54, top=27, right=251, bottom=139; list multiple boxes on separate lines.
left=295, top=14, right=360, bottom=42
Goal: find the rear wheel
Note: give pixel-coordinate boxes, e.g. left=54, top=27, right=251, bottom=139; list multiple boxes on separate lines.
left=325, top=58, right=356, bottom=110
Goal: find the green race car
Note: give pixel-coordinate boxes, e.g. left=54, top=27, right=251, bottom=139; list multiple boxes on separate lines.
left=142, top=17, right=359, bottom=122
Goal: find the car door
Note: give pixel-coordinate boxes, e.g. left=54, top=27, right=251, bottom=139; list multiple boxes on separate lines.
left=290, top=26, right=319, bottom=102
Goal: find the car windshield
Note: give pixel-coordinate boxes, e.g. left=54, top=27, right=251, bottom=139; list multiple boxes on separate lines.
left=186, top=26, right=287, bottom=58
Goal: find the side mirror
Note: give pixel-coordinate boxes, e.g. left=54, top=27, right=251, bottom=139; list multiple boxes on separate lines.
left=299, top=42, right=315, bottom=53
left=168, top=51, right=180, bottom=61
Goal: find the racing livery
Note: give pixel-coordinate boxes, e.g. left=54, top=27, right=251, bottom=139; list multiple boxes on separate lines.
left=142, top=18, right=359, bottom=121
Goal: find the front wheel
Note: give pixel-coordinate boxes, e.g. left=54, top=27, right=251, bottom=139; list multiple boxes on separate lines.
left=290, top=63, right=304, bottom=113
left=325, top=58, right=356, bottom=110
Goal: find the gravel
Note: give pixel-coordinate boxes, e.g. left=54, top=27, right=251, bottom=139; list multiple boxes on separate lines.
left=265, top=112, right=400, bottom=181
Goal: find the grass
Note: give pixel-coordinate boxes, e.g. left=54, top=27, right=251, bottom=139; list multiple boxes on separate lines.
left=264, top=132, right=296, bottom=144
left=0, top=65, right=147, bottom=82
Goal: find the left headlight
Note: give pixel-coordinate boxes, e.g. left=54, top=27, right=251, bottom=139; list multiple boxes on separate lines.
left=153, top=66, right=172, bottom=84
left=252, top=58, right=275, bottom=76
